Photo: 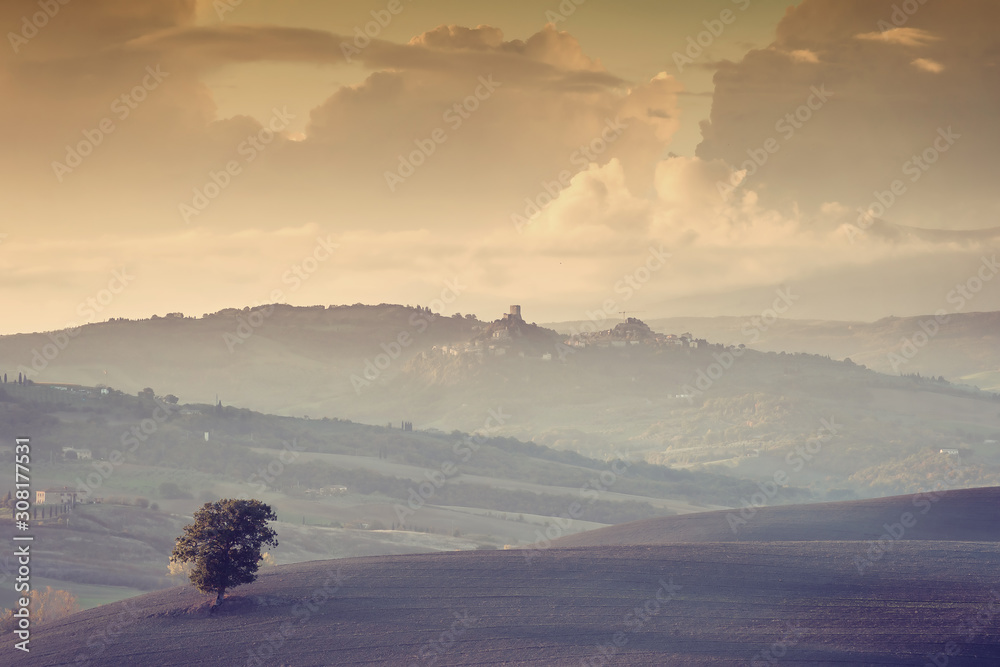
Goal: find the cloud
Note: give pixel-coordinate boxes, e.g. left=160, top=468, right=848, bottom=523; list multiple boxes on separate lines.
left=856, top=27, right=941, bottom=48
left=0, top=5, right=693, bottom=331
left=789, top=49, right=820, bottom=64
left=498, top=151, right=998, bottom=321
left=290, top=24, right=679, bottom=231
left=3, top=0, right=995, bottom=329
left=408, top=24, right=506, bottom=51
left=911, top=58, right=944, bottom=73
left=698, top=0, right=1000, bottom=231
left=0, top=5, right=681, bottom=243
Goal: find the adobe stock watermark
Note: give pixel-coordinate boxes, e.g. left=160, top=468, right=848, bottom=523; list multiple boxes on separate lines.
left=726, top=418, right=839, bottom=535
left=17, top=268, right=135, bottom=380
left=8, top=0, right=72, bottom=54
left=741, top=287, right=799, bottom=344
left=683, top=287, right=798, bottom=401
left=351, top=278, right=465, bottom=393
left=750, top=624, right=808, bottom=667
left=580, top=577, right=683, bottom=666
left=877, top=0, right=930, bottom=32
left=340, top=0, right=413, bottom=63
left=717, top=84, right=832, bottom=200
left=224, top=235, right=339, bottom=352
left=544, top=0, right=589, bottom=25
left=853, top=453, right=965, bottom=575
left=213, top=0, right=245, bottom=21
left=410, top=610, right=477, bottom=666
left=523, top=456, right=633, bottom=561
left=511, top=116, right=628, bottom=233
left=393, top=407, right=509, bottom=525
left=76, top=397, right=178, bottom=500
left=52, top=65, right=169, bottom=182
left=846, top=127, right=960, bottom=244
left=385, top=76, right=501, bottom=192
left=563, top=245, right=672, bottom=344
left=234, top=440, right=305, bottom=498
left=673, top=0, right=752, bottom=73
left=887, top=254, right=997, bottom=373
left=70, top=599, right=143, bottom=666
left=924, top=590, right=1000, bottom=667
left=244, top=567, right=349, bottom=667
left=180, top=106, right=296, bottom=224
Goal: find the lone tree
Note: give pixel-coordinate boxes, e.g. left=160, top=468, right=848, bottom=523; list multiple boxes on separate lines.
left=170, top=499, right=278, bottom=609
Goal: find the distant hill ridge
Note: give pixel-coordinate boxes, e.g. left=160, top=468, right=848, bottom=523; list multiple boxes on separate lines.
left=550, top=486, right=1000, bottom=547
left=548, top=311, right=1000, bottom=391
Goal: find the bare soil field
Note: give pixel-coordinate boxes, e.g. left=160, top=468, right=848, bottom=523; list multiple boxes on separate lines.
left=15, top=542, right=1000, bottom=666
left=551, top=486, right=1000, bottom=548
left=13, top=488, right=1000, bottom=666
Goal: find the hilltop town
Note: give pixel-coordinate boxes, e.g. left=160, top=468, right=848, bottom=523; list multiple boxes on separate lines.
left=431, top=305, right=717, bottom=361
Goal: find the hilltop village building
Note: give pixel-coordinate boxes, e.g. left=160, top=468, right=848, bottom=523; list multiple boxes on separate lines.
left=566, top=317, right=707, bottom=350
left=433, top=305, right=541, bottom=358
left=431, top=307, right=718, bottom=360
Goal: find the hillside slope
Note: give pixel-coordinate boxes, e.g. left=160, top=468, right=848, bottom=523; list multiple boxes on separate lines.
left=5, top=304, right=1000, bottom=501
left=17, top=542, right=1000, bottom=665
left=551, top=486, right=1000, bottom=548
left=15, top=490, right=1000, bottom=665
left=0, top=305, right=479, bottom=418
left=546, top=312, right=1000, bottom=392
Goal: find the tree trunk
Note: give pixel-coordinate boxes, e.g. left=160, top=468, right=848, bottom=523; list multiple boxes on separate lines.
left=212, top=588, right=225, bottom=611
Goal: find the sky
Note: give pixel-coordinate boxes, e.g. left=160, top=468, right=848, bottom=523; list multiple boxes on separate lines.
left=1, top=0, right=999, bottom=335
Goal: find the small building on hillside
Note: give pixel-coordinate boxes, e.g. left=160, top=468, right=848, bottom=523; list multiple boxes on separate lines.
left=36, top=487, right=78, bottom=504
left=62, top=447, right=92, bottom=460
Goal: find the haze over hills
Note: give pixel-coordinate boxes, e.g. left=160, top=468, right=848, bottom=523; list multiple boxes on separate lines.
left=3, top=304, right=999, bottom=622
left=4, top=0, right=1000, bottom=662
left=0, top=305, right=479, bottom=417
left=4, top=304, right=1000, bottom=502
left=0, top=381, right=780, bottom=614
left=11, top=305, right=1000, bottom=411
left=15, top=489, right=1000, bottom=666
left=549, top=311, right=1000, bottom=392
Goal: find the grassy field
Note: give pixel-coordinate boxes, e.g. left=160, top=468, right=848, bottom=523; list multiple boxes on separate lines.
left=0, top=578, right=151, bottom=612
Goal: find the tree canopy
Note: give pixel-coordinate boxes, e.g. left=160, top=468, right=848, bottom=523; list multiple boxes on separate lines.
left=170, top=498, right=278, bottom=608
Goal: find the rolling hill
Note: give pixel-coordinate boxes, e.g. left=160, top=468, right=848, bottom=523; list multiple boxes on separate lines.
left=14, top=489, right=1000, bottom=665
left=0, top=305, right=479, bottom=419
left=550, top=486, right=1000, bottom=548
left=546, top=312, right=1000, bottom=392
left=1, top=381, right=794, bottom=613
left=5, top=303, right=1000, bottom=503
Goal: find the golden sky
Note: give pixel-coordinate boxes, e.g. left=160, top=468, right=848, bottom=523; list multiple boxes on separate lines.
left=1, top=0, right=998, bottom=334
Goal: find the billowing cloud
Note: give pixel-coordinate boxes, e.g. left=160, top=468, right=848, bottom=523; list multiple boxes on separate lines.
left=2, top=0, right=997, bottom=334
left=301, top=23, right=677, bottom=224
left=498, top=151, right=999, bottom=321
left=856, top=27, right=940, bottom=48
left=0, top=6, right=680, bottom=238
left=697, top=0, right=1000, bottom=231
